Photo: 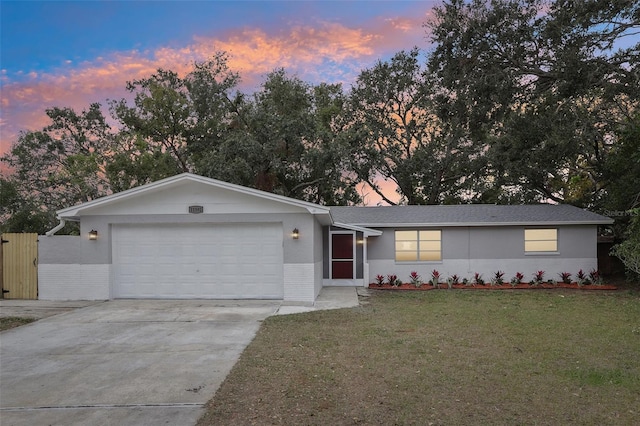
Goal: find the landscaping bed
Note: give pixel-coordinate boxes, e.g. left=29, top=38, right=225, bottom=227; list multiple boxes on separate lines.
left=370, top=282, right=618, bottom=290
left=371, top=269, right=616, bottom=290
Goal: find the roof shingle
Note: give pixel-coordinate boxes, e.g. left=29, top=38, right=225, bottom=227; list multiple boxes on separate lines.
left=330, top=204, right=613, bottom=227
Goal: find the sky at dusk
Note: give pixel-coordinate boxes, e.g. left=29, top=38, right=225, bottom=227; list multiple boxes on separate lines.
left=1, top=0, right=439, bottom=158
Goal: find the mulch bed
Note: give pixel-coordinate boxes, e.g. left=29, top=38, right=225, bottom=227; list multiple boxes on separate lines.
left=370, top=282, right=617, bottom=291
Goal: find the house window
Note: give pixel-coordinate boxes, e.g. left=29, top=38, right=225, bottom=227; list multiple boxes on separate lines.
left=395, top=230, right=441, bottom=262
left=524, top=229, right=557, bottom=252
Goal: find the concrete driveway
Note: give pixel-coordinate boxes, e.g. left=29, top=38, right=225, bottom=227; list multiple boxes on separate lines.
left=0, top=300, right=281, bottom=426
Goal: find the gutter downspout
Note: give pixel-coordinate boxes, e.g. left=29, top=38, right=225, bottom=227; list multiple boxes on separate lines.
left=45, top=219, right=66, bottom=236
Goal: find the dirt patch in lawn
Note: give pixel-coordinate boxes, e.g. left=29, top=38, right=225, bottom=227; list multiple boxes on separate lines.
left=0, top=316, right=36, bottom=332
left=199, top=289, right=640, bottom=425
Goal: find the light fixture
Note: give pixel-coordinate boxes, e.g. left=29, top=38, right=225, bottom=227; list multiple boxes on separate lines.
left=292, top=228, right=299, bottom=239
left=89, top=230, right=98, bottom=241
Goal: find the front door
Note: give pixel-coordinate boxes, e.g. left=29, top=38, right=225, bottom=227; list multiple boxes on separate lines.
left=331, top=233, right=354, bottom=279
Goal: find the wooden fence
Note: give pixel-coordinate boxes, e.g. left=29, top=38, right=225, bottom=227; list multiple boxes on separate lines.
left=1, top=233, right=38, bottom=299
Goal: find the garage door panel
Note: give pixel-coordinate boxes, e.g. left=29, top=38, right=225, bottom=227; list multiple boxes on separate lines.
left=113, top=223, right=283, bottom=299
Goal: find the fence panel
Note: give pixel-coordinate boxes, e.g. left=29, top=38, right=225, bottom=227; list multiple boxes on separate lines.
left=1, top=233, right=38, bottom=299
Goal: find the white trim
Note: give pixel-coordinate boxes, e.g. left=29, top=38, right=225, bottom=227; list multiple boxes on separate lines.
left=332, top=222, right=382, bottom=237
left=342, top=220, right=612, bottom=227
left=362, top=237, right=368, bottom=285
left=525, top=252, right=560, bottom=256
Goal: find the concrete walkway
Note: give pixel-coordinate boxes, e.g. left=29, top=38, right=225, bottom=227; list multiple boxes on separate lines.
left=276, top=286, right=361, bottom=315
left=0, top=287, right=360, bottom=426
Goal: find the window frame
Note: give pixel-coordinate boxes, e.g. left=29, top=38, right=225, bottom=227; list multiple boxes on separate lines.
left=524, top=228, right=558, bottom=254
left=395, top=229, right=442, bottom=262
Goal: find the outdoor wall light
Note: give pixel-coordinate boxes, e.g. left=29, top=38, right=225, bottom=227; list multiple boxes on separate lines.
left=292, top=228, right=300, bottom=239
left=89, top=230, right=98, bottom=241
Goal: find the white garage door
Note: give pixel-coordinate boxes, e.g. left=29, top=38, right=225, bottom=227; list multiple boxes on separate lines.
left=112, top=223, right=283, bottom=299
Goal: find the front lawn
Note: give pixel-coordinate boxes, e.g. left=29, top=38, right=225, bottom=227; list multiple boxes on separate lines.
left=199, top=290, right=640, bottom=425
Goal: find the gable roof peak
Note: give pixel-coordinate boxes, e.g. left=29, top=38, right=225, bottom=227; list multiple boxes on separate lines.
left=56, top=173, right=330, bottom=219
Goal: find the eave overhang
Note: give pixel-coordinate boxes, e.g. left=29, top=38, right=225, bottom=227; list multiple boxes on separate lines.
left=332, top=222, right=383, bottom=237
left=342, top=219, right=615, bottom=228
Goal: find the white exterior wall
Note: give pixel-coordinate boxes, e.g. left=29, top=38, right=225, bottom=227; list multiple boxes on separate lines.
left=283, top=263, right=316, bottom=304
left=38, top=264, right=110, bottom=300
left=313, top=219, right=324, bottom=297
left=366, top=225, right=600, bottom=285
left=38, top=235, right=110, bottom=300
left=39, top=178, right=328, bottom=303
left=314, top=260, right=323, bottom=298
left=363, top=262, right=371, bottom=288
left=368, top=258, right=598, bottom=285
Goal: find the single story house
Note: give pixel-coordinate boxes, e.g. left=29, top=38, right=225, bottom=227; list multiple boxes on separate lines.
left=329, top=205, right=614, bottom=286
left=38, top=173, right=613, bottom=303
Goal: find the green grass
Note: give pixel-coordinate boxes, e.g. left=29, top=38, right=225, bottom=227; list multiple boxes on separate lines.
left=0, top=316, right=36, bottom=331
left=199, top=290, right=640, bottom=425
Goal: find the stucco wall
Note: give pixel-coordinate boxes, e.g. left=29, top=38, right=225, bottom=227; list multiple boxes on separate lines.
left=38, top=236, right=110, bottom=300
left=368, top=225, right=595, bottom=260
left=83, top=179, right=316, bottom=216
left=41, top=213, right=322, bottom=302
left=313, top=220, right=324, bottom=297
left=38, top=264, right=110, bottom=300
left=322, top=226, right=330, bottom=278
left=282, top=218, right=324, bottom=301
left=78, top=212, right=318, bottom=266
left=313, top=218, right=324, bottom=263
left=40, top=177, right=331, bottom=302
left=367, top=225, right=598, bottom=284
left=283, top=263, right=316, bottom=304
left=314, top=260, right=323, bottom=298
left=38, top=236, right=81, bottom=263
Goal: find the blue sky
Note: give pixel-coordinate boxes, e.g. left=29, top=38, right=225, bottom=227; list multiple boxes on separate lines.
left=1, top=0, right=438, bottom=158
left=3, top=1, right=432, bottom=76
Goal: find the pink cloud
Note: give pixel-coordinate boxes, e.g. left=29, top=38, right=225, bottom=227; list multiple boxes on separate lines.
left=1, top=6, right=433, bottom=200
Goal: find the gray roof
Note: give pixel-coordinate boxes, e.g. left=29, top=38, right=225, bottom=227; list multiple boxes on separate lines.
left=330, top=204, right=613, bottom=227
